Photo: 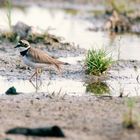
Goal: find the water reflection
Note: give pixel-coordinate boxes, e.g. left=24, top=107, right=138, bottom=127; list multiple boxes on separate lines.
left=0, top=70, right=140, bottom=96
left=86, top=82, right=110, bottom=95
left=29, top=79, right=42, bottom=92
left=0, top=76, right=86, bottom=95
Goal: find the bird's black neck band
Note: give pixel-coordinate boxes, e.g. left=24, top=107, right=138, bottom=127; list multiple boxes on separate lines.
left=20, top=48, right=30, bottom=56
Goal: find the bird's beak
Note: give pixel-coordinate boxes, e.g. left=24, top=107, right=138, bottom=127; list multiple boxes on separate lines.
left=14, top=43, right=21, bottom=48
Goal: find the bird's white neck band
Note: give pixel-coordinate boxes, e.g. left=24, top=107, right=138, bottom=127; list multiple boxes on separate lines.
left=19, top=46, right=30, bottom=52
left=26, top=46, right=31, bottom=50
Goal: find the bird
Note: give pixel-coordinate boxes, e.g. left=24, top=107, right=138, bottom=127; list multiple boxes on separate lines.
left=15, top=40, right=68, bottom=87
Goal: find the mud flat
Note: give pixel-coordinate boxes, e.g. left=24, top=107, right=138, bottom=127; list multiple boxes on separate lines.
left=0, top=93, right=140, bottom=140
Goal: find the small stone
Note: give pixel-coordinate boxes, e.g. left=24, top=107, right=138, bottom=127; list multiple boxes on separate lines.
left=5, top=86, right=19, bottom=95
left=12, top=22, right=31, bottom=38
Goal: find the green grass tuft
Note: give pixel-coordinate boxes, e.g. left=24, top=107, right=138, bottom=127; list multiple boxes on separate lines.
left=86, top=82, right=110, bottom=95
left=85, top=49, right=113, bottom=76
left=123, top=98, right=136, bottom=129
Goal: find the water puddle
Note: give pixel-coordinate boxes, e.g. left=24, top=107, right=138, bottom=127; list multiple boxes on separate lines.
left=107, top=68, right=140, bottom=96
left=0, top=76, right=86, bottom=95
left=1, top=67, right=140, bottom=97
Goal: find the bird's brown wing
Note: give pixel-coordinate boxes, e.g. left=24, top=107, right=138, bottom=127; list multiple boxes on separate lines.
left=27, top=47, right=64, bottom=70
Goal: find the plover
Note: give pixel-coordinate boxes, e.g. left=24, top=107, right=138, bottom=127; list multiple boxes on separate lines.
left=15, top=40, right=68, bottom=83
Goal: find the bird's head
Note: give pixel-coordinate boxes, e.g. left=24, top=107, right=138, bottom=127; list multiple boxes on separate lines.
left=15, top=40, right=30, bottom=49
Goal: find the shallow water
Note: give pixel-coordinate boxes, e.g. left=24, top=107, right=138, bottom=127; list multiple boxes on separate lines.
left=107, top=68, right=140, bottom=97
left=0, top=6, right=140, bottom=96
left=1, top=67, right=140, bottom=97
left=0, top=76, right=86, bottom=95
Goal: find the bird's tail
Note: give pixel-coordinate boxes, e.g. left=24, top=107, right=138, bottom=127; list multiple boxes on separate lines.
left=53, top=60, right=69, bottom=72
left=63, top=62, right=69, bottom=65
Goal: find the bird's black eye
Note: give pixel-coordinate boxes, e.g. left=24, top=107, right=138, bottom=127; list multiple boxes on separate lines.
left=19, top=40, right=22, bottom=44
left=24, top=43, right=28, bottom=47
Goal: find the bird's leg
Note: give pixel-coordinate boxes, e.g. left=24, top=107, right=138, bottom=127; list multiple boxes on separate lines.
left=57, top=67, right=62, bottom=77
left=29, top=68, right=43, bottom=90
left=49, top=69, right=51, bottom=80
left=37, top=68, right=43, bottom=87
left=36, top=68, right=38, bottom=90
left=29, top=79, right=36, bottom=89
left=36, top=68, right=43, bottom=89
left=29, top=69, right=37, bottom=82
left=29, top=69, right=38, bottom=91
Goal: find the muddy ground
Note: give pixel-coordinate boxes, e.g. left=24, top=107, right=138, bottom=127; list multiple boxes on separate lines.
left=1, top=93, right=140, bottom=140
left=0, top=0, right=140, bottom=140
left=0, top=38, right=140, bottom=140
